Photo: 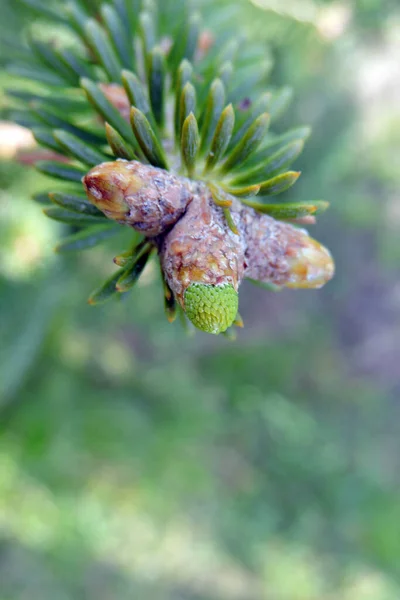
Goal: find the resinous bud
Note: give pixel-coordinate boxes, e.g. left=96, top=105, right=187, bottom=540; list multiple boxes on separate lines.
left=83, top=160, right=191, bottom=236
left=284, top=236, right=334, bottom=289
left=160, top=188, right=245, bottom=333
left=242, top=208, right=334, bottom=289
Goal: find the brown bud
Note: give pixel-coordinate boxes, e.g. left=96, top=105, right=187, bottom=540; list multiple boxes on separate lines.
left=83, top=160, right=192, bottom=236
left=242, top=208, right=334, bottom=289
left=196, top=30, right=215, bottom=60
left=160, top=187, right=245, bottom=333
left=99, top=83, right=131, bottom=122
left=161, top=187, right=245, bottom=302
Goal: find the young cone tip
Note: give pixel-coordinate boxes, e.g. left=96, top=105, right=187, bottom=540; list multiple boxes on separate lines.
left=184, top=282, right=239, bottom=334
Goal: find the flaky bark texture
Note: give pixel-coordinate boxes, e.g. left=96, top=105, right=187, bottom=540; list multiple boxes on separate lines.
left=242, top=208, right=334, bottom=288
left=160, top=187, right=245, bottom=308
left=83, top=160, right=192, bottom=236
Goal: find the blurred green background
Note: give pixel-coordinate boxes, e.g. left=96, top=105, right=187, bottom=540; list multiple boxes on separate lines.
left=1, top=0, right=400, bottom=598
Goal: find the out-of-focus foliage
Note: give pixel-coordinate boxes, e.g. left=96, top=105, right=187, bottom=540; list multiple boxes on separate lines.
left=1, top=0, right=400, bottom=598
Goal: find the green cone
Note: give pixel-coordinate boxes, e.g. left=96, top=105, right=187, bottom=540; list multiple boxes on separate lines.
left=184, top=283, right=238, bottom=334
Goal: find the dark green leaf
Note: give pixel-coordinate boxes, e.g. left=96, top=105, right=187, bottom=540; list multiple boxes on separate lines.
left=81, top=78, right=138, bottom=148
left=36, top=161, right=86, bottom=182
left=6, top=89, right=42, bottom=103
left=88, top=268, right=126, bottom=305
left=178, top=82, right=196, bottom=140
left=114, top=0, right=139, bottom=36
left=174, top=59, right=193, bottom=136
left=53, top=129, right=109, bottom=167
left=113, top=237, right=147, bottom=268
left=200, top=78, right=225, bottom=153
left=232, top=140, right=304, bottom=185
left=221, top=112, right=270, bottom=172
left=181, top=113, right=199, bottom=178
left=30, top=38, right=79, bottom=85
left=168, top=13, right=200, bottom=72
left=105, top=123, right=136, bottom=160
left=208, top=183, right=233, bottom=208
left=100, top=4, right=133, bottom=69
left=85, top=18, right=122, bottom=82
left=222, top=208, right=239, bottom=235
left=268, top=86, right=293, bottom=120
left=204, top=103, right=235, bottom=172
left=257, top=171, right=301, bottom=195
left=229, top=59, right=273, bottom=103
left=216, top=38, right=239, bottom=65
left=148, top=47, right=166, bottom=127
left=116, top=245, right=154, bottom=292
left=218, top=61, right=233, bottom=89
left=175, top=59, right=193, bottom=90
left=240, top=200, right=330, bottom=219
left=130, top=107, right=168, bottom=169
left=230, top=92, right=272, bottom=149
left=238, top=41, right=270, bottom=66
left=161, top=269, right=177, bottom=323
left=139, top=11, right=156, bottom=65
left=0, top=34, right=31, bottom=61
left=247, top=127, right=311, bottom=169
left=32, top=105, right=104, bottom=145
left=182, top=13, right=201, bottom=63
left=44, top=206, right=110, bottom=225
left=114, top=248, right=139, bottom=268
left=122, top=70, right=150, bottom=115
left=221, top=183, right=261, bottom=198
left=65, top=2, right=89, bottom=38
left=49, top=191, right=105, bottom=216
left=7, top=89, right=88, bottom=113
left=33, top=128, right=63, bottom=153
left=56, top=47, right=95, bottom=81
left=77, top=0, right=99, bottom=19
left=18, top=0, right=65, bottom=21
left=6, top=63, right=66, bottom=86
left=7, top=109, right=41, bottom=129
left=32, top=192, right=52, bottom=205
left=55, top=225, right=119, bottom=253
